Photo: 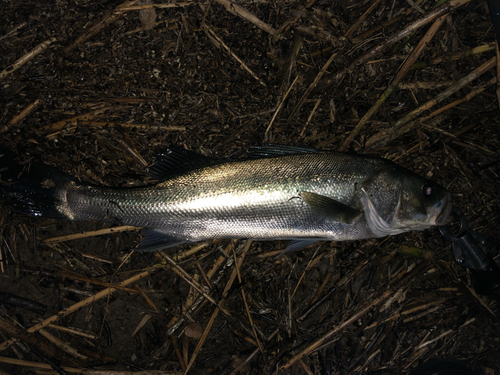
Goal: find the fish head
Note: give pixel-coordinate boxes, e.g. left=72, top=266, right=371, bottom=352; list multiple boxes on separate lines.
left=360, top=164, right=452, bottom=237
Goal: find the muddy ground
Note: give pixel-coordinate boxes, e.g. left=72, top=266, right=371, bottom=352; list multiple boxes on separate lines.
left=0, top=0, right=499, bottom=374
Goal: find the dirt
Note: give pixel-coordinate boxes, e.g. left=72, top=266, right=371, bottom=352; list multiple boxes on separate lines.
left=0, top=0, right=499, bottom=374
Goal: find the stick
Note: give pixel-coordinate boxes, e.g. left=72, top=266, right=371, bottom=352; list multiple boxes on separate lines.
left=0, top=318, right=82, bottom=365
left=205, top=26, right=266, bottom=86
left=117, top=2, right=195, bottom=11
left=64, top=1, right=139, bottom=54
left=159, top=252, right=231, bottom=316
left=344, top=0, right=382, bottom=38
left=365, top=56, right=496, bottom=148
left=0, top=38, right=56, bottom=80
left=0, top=269, right=155, bottom=352
left=288, top=50, right=340, bottom=121
left=213, top=0, right=276, bottom=35
left=282, top=288, right=393, bottom=369
left=40, top=106, right=124, bottom=132
left=232, top=247, right=265, bottom=357
left=299, top=98, right=322, bottom=137
left=185, top=240, right=252, bottom=373
left=338, top=14, right=448, bottom=151
left=42, top=225, right=141, bottom=244
left=315, top=0, right=473, bottom=93
left=264, top=75, right=299, bottom=138
left=419, top=76, right=496, bottom=122
left=273, top=0, right=317, bottom=40
left=0, top=357, right=182, bottom=374
left=1, top=99, right=41, bottom=133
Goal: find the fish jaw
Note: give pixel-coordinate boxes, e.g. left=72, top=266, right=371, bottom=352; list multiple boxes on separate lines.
left=361, top=189, right=453, bottom=237
left=434, top=191, right=453, bottom=226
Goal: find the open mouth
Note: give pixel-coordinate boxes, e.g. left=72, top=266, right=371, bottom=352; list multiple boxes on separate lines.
left=435, top=192, right=453, bottom=226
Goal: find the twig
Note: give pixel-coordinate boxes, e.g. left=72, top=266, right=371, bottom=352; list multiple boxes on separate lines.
left=1, top=99, right=41, bottom=133
left=0, top=269, right=155, bottom=352
left=1, top=22, right=27, bottom=40
left=288, top=50, right=340, bottom=121
left=185, top=240, right=252, bottom=373
left=299, top=98, right=322, bottom=137
left=45, top=121, right=186, bottom=139
left=315, top=0, right=473, bottom=93
left=417, top=318, right=475, bottom=349
left=283, top=34, right=303, bottom=89
left=64, top=0, right=139, bottom=54
left=338, top=14, right=448, bottom=151
left=0, top=356, right=182, bottom=374
left=40, top=106, right=124, bottom=132
left=86, top=97, right=158, bottom=104
left=38, top=328, right=88, bottom=360
left=46, top=324, right=98, bottom=340
left=54, top=270, right=139, bottom=293
left=291, top=249, right=323, bottom=300
left=0, top=38, right=56, bottom=80
left=159, top=251, right=231, bottom=316
left=344, top=0, right=382, bottom=38
left=399, top=81, right=455, bottom=89
left=283, top=288, right=394, bottom=369
left=273, top=0, right=317, bottom=40
left=117, top=2, right=195, bottom=11
left=213, top=0, right=276, bottom=35
left=204, top=26, right=266, bottom=86
left=117, top=138, right=149, bottom=167
left=411, top=42, right=496, bottom=69
left=365, top=56, right=496, bottom=148
left=134, top=285, right=158, bottom=312
left=264, top=75, right=299, bottom=138
left=232, top=246, right=265, bottom=357
left=419, top=76, right=496, bottom=123
left=42, top=225, right=140, bottom=244
left=496, top=36, right=500, bottom=109
left=229, top=348, right=260, bottom=375
left=0, top=318, right=82, bottom=365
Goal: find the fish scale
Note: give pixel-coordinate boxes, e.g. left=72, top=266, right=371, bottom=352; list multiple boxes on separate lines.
left=0, top=146, right=452, bottom=252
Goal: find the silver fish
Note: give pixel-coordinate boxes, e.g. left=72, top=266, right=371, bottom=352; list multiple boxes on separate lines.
left=0, top=145, right=452, bottom=252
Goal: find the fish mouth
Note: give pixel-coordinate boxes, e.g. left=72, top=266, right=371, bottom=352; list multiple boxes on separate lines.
left=435, top=192, right=453, bottom=226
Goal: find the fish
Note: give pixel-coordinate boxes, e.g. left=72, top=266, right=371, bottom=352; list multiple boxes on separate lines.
left=0, top=145, right=452, bottom=253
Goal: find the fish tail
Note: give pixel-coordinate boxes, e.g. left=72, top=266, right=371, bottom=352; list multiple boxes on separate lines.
left=0, top=149, right=74, bottom=219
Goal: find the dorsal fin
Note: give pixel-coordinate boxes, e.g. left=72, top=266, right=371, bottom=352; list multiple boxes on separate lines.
left=147, top=147, right=220, bottom=181
left=248, top=144, right=318, bottom=158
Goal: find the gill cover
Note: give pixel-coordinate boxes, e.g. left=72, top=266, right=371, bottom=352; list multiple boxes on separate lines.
left=360, top=164, right=451, bottom=237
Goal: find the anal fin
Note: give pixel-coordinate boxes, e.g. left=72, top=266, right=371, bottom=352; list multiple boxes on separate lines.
left=136, top=229, right=186, bottom=252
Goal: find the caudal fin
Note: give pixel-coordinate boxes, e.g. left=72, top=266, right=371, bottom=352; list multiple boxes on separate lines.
left=0, top=149, right=72, bottom=219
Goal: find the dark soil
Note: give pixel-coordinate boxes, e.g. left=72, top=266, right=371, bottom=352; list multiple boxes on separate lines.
left=0, top=0, right=499, bottom=374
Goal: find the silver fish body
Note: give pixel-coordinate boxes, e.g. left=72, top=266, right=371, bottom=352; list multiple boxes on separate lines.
left=1, top=146, right=452, bottom=251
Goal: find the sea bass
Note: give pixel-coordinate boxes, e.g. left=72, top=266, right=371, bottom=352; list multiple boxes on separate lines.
left=0, top=145, right=452, bottom=252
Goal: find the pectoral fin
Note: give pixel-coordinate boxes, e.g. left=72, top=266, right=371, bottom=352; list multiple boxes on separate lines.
left=300, top=191, right=362, bottom=224
left=279, top=239, right=322, bottom=257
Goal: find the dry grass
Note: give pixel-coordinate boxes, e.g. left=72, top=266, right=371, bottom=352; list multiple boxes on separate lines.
left=0, top=0, right=499, bottom=374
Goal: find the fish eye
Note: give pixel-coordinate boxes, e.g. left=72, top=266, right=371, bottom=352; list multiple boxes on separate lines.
left=422, top=183, right=433, bottom=197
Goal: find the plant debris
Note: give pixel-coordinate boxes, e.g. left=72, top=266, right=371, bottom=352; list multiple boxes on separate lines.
left=0, top=0, right=499, bottom=374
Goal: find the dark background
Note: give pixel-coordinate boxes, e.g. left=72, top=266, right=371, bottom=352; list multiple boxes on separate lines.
left=0, top=0, right=499, bottom=373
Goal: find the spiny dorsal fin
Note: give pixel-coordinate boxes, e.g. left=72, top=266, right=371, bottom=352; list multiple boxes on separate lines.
left=247, top=144, right=318, bottom=158
left=147, top=147, right=220, bottom=181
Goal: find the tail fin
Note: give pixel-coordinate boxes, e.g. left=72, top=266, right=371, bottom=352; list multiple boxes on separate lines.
left=0, top=149, right=73, bottom=219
